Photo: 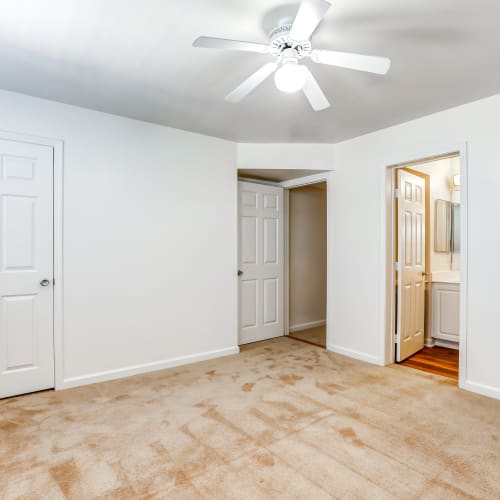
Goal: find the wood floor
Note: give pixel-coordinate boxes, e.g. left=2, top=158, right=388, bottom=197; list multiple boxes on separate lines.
left=400, top=346, right=459, bottom=380
left=288, top=325, right=326, bottom=348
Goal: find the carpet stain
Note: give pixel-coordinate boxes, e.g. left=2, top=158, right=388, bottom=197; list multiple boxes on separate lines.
left=345, top=407, right=361, bottom=420
left=315, top=379, right=346, bottom=395
left=2, top=337, right=499, bottom=498
left=339, top=426, right=356, bottom=438
left=150, top=440, right=170, bottom=459
left=203, top=407, right=252, bottom=440
left=279, top=374, right=303, bottom=385
left=249, top=407, right=278, bottom=428
left=114, top=394, right=131, bottom=401
left=255, top=452, right=275, bottom=467
left=174, top=470, right=190, bottom=486
left=49, top=458, right=83, bottom=498
left=339, top=426, right=365, bottom=447
left=430, top=476, right=476, bottom=498
left=0, top=421, right=18, bottom=432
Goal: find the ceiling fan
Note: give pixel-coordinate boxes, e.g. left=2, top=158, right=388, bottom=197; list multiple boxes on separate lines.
left=192, top=0, right=391, bottom=111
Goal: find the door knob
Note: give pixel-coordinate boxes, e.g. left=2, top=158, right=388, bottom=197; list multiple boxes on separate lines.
left=40, top=279, right=50, bottom=287
left=237, top=270, right=243, bottom=276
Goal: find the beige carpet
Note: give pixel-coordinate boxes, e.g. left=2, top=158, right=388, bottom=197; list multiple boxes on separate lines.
left=289, top=325, right=326, bottom=347
left=1, top=338, right=499, bottom=499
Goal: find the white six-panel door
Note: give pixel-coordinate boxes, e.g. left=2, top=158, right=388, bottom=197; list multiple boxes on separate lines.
left=0, top=139, right=54, bottom=398
left=397, top=169, right=426, bottom=362
left=239, top=181, right=284, bottom=344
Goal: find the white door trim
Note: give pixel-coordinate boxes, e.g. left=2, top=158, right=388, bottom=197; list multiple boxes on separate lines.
left=280, top=172, right=330, bottom=189
left=0, top=129, right=64, bottom=391
left=237, top=176, right=281, bottom=187
left=284, top=188, right=290, bottom=337
left=385, top=143, right=468, bottom=391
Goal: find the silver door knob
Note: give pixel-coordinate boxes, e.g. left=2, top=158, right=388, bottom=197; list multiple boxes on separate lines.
left=40, top=279, right=50, bottom=287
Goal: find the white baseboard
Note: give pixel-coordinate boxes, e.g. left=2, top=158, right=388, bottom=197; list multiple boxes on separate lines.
left=434, top=339, right=459, bottom=350
left=289, top=320, right=326, bottom=333
left=59, top=346, right=240, bottom=390
left=460, top=379, right=500, bottom=401
left=327, top=343, right=383, bottom=366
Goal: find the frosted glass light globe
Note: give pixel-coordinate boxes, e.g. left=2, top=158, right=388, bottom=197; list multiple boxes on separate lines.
left=274, top=62, right=307, bottom=93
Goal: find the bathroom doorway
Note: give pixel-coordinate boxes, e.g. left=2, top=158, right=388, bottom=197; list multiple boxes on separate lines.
left=387, top=152, right=463, bottom=381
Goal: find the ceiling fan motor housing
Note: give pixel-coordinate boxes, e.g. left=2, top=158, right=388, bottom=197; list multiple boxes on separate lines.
left=268, top=23, right=312, bottom=59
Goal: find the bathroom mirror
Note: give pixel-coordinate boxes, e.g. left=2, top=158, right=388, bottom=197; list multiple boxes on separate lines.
left=452, top=202, right=460, bottom=268
left=435, top=199, right=451, bottom=253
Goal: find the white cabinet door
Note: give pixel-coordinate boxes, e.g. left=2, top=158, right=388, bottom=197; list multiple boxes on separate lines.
left=432, top=283, right=460, bottom=342
left=397, top=170, right=426, bottom=361
left=238, top=182, right=284, bottom=345
left=0, top=139, right=54, bottom=398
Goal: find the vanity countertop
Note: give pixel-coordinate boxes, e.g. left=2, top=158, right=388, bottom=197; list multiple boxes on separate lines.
left=431, top=271, right=460, bottom=284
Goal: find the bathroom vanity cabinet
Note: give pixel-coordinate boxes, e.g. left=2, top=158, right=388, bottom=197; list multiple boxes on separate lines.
left=432, top=281, right=460, bottom=343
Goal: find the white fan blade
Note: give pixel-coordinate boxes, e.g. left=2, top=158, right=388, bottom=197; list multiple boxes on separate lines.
left=302, top=67, right=330, bottom=111
left=226, top=63, right=278, bottom=103
left=311, top=49, right=391, bottom=75
left=290, top=0, right=331, bottom=42
left=193, top=36, right=269, bottom=54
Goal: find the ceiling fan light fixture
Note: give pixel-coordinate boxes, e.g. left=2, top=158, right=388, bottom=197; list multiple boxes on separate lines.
left=193, top=0, right=390, bottom=110
left=274, top=61, right=307, bottom=93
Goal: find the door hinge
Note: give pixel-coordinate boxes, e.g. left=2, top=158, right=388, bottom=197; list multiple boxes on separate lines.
left=394, top=334, right=399, bottom=344
left=53, top=278, right=56, bottom=286
left=394, top=262, right=401, bottom=271
left=394, top=188, right=401, bottom=199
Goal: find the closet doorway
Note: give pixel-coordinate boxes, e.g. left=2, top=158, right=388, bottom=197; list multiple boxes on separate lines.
left=237, top=169, right=329, bottom=349
left=287, top=182, right=327, bottom=348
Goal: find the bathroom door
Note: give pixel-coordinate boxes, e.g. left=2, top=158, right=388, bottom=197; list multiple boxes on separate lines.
left=238, top=181, right=284, bottom=345
left=396, top=170, right=426, bottom=361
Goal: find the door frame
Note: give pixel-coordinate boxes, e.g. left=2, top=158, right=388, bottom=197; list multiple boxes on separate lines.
left=237, top=171, right=331, bottom=347
left=385, top=145, right=468, bottom=389
left=0, top=129, right=64, bottom=391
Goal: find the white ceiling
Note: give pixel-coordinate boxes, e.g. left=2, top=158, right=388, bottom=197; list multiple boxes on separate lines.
left=1, top=0, right=499, bottom=143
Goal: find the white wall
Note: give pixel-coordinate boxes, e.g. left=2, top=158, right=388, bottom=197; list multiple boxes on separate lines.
left=239, top=94, right=500, bottom=400
left=0, top=89, right=238, bottom=388
left=289, top=185, right=327, bottom=330
left=332, top=95, right=500, bottom=400
left=2, top=87, right=499, bottom=401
